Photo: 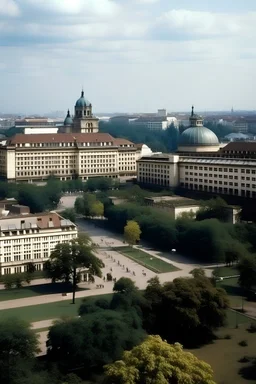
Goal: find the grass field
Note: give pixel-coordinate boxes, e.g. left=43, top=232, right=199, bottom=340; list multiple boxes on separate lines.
left=0, top=293, right=113, bottom=323
left=211, top=265, right=239, bottom=277
left=0, top=283, right=88, bottom=302
left=189, top=323, right=256, bottom=384
left=114, top=246, right=178, bottom=273
left=217, top=277, right=244, bottom=307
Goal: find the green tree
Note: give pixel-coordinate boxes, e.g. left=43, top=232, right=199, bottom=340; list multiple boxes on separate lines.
left=113, top=277, right=137, bottom=294
left=90, top=201, right=104, bottom=217
left=61, top=208, right=76, bottom=223
left=45, top=234, right=104, bottom=304
left=104, top=335, right=216, bottom=384
left=143, top=275, right=229, bottom=347
left=0, top=318, right=39, bottom=384
left=124, top=220, right=141, bottom=246
left=47, top=311, right=145, bottom=371
left=238, top=255, right=256, bottom=291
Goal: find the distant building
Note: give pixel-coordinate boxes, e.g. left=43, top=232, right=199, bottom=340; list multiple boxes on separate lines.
left=129, top=115, right=178, bottom=131
left=0, top=212, right=77, bottom=275
left=137, top=106, right=256, bottom=199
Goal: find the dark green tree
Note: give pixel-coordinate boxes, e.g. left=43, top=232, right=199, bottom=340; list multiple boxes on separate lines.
left=238, top=255, right=256, bottom=291
left=143, top=275, right=229, bottom=347
left=47, top=311, right=145, bottom=371
left=45, top=234, right=104, bottom=304
left=0, top=318, right=39, bottom=384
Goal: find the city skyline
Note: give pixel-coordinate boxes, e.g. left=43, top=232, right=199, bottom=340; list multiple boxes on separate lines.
left=1, top=0, right=256, bottom=114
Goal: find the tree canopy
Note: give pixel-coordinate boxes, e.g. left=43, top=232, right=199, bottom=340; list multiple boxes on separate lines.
left=143, top=275, right=229, bottom=347
left=45, top=234, right=104, bottom=303
left=124, top=220, right=141, bottom=246
left=104, top=335, right=216, bottom=384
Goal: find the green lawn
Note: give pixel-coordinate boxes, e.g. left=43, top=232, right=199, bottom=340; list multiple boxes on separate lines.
left=0, top=293, right=113, bottom=323
left=0, top=283, right=89, bottom=302
left=189, top=322, right=256, bottom=384
left=113, top=246, right=179, bottom=273
left=211, top=265, right=239, bottom=277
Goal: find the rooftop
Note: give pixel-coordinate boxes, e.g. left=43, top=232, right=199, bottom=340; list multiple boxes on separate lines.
left=0, top=212, right=76, bottom=231
left=221, top=141, right=256, bottom=152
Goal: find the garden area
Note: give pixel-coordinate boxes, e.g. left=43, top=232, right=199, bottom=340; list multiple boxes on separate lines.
left=113, top=246, right=178, bottom=273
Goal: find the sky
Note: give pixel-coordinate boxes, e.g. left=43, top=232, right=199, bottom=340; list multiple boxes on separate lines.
left=1, top=0, right=256, bottom=114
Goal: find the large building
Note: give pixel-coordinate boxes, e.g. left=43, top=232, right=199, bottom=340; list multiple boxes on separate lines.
left=0, top=212, right=77, bottom=275
left=0, top=91, right=145, bottom=182
left=137, top=107, right=256, bottom=198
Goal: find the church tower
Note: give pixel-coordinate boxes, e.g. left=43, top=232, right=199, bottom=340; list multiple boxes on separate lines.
left=73, top=90, right=99, bottom=133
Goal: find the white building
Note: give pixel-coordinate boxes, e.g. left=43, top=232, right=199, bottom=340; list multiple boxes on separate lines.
left=129, top=115, right=178, bottom=131
left=137, top=107, right=256, bottom=199
left=0, top=212, right=77, bottom=275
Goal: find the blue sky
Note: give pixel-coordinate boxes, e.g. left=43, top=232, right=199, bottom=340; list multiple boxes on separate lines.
left=0, top=0, right=256, bottom=114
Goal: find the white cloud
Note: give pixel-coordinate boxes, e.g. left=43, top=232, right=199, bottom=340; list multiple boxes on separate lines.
left=22, top=0, right=120, bottom=17
left=0, top=0, right=20, bottom=17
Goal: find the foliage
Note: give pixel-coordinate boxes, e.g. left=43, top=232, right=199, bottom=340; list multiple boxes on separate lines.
left=2, top=273, right=25, bottom=289
left=85, top=177, right=114, bottom=192
left=45, top=233, right=104, bottom=303
left=47, top=310, right=145, bottom=371
left=79, top=297, right=110, bottom=316
left=124, top=220, right=141, bottom=246
left=105, top=202, right=249, bottom=263
left=196, top=197, right=229, bottom=222
left=0, top=318, right=39, bottom=383
left=238, top=254, right=256, bottom=291
left=61, top=208, right=76, bottom=223
left=113, top=277, right=137, bottom=294
left=75, top=193, right=104, bottom=217
left=104, top=335, right=216, bottom=384
left=143, top=275, right=229, bottom=347
left=238, top=340, right=248, bottom=347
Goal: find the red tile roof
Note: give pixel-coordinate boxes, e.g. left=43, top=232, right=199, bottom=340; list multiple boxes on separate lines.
left=7, top=133, right=115, bottom=145
left=113, top=138, right=134, bottom=146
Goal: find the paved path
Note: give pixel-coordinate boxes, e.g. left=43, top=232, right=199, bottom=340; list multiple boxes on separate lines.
left=0, top=219, right=215, bottom=311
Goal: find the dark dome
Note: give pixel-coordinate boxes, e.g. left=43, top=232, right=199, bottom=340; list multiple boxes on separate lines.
left=75, top=91, right=91, bottom=107
left=179, top=126, right=219, bottom=146
left=64, top=110, right=73, bottom=126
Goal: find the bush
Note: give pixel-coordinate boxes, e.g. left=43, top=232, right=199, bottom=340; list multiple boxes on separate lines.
left=239, top=356, right=251, bottom=363
left=223, top=334, right=232, bottom=340
left=238, top=340, right=248, bottom=347
left=2, top=274, right=15, bottom=289
left=247, top=323, right=256, bottom=333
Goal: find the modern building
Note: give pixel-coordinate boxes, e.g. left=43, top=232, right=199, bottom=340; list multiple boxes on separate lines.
left=129, top=115, right=178, bottom=131
left=0, top=212, right=77, bottom=275
left=0, top=91, right=147, bottom=182
left=137, top=107, right=256, bottom=198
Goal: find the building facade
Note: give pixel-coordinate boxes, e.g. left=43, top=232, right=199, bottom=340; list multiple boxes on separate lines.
left=0, top=133, right=138, bottom=182
left=0, top=212, right=77, bottom=275
left=0, top=91, right=146, bottom=182
left=137, top=108, right=256, bottom=199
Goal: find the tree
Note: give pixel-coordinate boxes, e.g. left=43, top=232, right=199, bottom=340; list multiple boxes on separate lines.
left=124, top=220, right=141, bottom=246
left=238, top=255, right=256, bottom=291
left=45, top=234, right=104, bottom=304
left=104, top=335, right=216, bottom=384
left=47, top=311, right=145, bottom=371
left=0, top=318, right=39, bottom=384
left=143, top=275, right=229, bottom=347
left=113, top=277, right=137, bottom=294
left=90, top=201, right=104, bottom=217
left=61, top=208, right=76, bottom=223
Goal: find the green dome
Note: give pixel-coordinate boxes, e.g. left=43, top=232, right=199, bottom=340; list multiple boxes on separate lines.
left=75, top=91, right=91, bottom=107
left=179, top=126, right=219, bottom=146
left=64, top=110, right=73, bottom=126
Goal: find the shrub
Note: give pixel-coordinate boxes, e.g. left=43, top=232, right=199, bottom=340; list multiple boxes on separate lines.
left=247, top=323, right=256, bottom=333
left=238, top=340, right=248, bottom=347
left=238, top=356, right=251, bottom=363
left=224, top=334, right=232, bottom=340
left=2, top=274, right=15, bottom=289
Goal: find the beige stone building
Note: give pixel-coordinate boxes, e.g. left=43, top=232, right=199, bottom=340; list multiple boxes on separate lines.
left=0, top=212, right=77, bottom=275
left=0, top=133, right=137, bottom=182
left=137, top=108, right=256, bottom=199
left=0, top=91, right=144, bottom=182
